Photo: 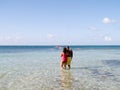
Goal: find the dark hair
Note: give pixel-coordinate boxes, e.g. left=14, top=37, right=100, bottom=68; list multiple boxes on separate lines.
left=66, top=46, right=69, bottom=49
left=63, top=47, right=67, bottom=53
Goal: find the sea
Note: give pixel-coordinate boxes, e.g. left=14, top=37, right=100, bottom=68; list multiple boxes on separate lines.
left=0, top=45, right=120, bottom=90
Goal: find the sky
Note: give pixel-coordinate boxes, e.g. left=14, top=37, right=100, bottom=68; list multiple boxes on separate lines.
left=0, top=0, right=120, bottom=45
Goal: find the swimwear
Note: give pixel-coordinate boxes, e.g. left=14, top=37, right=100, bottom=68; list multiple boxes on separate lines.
left=61, top=53, right=67, bottom=63
left=67, top=57, right=72, bottom=65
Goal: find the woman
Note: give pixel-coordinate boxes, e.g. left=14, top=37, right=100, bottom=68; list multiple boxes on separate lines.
left=60, top=47, right=67, bottom=69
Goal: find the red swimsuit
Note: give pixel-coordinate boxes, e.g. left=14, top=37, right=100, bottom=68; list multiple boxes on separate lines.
left=61, top=53, right=67, bottom=63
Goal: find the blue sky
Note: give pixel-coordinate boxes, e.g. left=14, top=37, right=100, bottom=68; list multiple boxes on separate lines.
left=0, top=0, right=120, bottom=45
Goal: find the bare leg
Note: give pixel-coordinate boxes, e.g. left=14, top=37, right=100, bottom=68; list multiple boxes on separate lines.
left=63, top=63, right=66, bottom=69
left=68, top=65, right=71, bottom=69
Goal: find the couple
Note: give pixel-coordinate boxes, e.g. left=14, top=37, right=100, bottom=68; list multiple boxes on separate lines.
left=60, top=46, right=73, bottom=70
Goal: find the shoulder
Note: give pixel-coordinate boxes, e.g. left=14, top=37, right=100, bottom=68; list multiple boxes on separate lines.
left=61, top=52, right=64, bottom=55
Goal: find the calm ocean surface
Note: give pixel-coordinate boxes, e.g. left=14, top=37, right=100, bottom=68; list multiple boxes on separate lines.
left=0, top=46, right=120, bottom=90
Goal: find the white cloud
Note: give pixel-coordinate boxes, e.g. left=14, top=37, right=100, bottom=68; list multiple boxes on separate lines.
left=102, top=17, right=120, bottom=24
left=104, top=36, right=112, bottom=41
left=102, top=17, right=112, bottom=24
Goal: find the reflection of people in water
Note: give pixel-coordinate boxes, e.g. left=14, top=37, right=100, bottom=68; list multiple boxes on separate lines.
left=60, top=70, right=73, bottom=89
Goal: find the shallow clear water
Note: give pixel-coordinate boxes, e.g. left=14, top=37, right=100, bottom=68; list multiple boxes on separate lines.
left=0, top=46, right=120, bottom=90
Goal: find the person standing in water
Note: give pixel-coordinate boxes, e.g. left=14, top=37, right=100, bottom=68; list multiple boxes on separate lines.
left=66, top=46, right=73, bottom=69
left=60, top=47, right=67, bottom=69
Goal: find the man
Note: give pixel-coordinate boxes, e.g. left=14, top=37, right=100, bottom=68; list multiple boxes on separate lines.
left=66, top=46, right=73, bottom=69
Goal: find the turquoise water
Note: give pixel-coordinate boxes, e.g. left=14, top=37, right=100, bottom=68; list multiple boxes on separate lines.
left=0, top=46, right=120, bottom=90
